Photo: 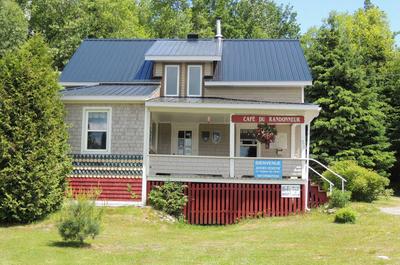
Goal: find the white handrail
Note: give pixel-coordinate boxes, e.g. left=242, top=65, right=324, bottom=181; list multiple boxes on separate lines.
left=308, top=158, right=346, bottom=191
left=309, top=166, right=334, bottom=193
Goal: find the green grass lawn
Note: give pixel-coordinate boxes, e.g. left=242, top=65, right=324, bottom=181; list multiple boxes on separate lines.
left=1, top=197, right=400, bottom=265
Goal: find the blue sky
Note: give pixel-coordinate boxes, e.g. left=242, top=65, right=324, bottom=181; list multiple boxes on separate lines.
left=275, top=0, right=400, bottom=45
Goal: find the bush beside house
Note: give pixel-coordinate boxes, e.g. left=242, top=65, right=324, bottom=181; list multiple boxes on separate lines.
left=328, top=189, right=351, bottom=209
left=0, top=36, right=71, bottom=223
left=323, top=160, right=389, bottom=202
left=148, top=182, right=188, bottom=218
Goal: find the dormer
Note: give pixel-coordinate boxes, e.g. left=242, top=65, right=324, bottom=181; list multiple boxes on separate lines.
left=145, top=37, right=221, bottom=98
left=146, top=19, right=223, bottom=98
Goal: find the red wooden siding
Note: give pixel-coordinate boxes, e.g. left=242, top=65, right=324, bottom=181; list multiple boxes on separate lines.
left=68, top=177, right=142, bottom=201
left=147, top=181, right=305, bottom=225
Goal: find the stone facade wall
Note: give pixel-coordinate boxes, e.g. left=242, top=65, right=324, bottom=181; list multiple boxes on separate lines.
left=64, top=103, right=145, bottom=154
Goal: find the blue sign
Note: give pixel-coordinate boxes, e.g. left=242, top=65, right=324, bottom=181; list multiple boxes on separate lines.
left=254, top=160, right=283, bottom=179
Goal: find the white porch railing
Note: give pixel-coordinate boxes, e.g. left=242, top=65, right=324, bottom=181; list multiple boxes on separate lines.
left=149, top=155, right=230, bottom=178
left=148, top=154, right=347, bottom=191
left=149, top=155, right=305, bottom=179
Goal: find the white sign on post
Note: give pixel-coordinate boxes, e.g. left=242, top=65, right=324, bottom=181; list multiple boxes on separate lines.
left=281, top=185, right=301, bottom=198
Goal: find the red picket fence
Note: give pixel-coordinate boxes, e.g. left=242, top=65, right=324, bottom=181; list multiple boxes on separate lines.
left=68, top=177, right=142, bottom=201
left=147, top=181, right=306, bottom=225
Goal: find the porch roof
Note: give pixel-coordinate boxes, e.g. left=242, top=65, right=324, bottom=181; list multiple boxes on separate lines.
left=60, top=84, right=159, bottom=101
left=146, top=97, right=320, bottom=111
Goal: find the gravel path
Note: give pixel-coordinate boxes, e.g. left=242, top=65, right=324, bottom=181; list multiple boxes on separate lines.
left=380, top=207, right=400, bottom=215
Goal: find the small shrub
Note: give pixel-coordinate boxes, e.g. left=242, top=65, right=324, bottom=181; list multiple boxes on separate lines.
left=323, top=160, right=389, bottom=202
left=334, top=208, right=356, bottom=224
left=148, top=182, right=187, bottom=218
left=328, top=189, right=351, bottom=209
left=58, top=190, right=102, bottom=244
left=381, top=188, right=394, bottom=199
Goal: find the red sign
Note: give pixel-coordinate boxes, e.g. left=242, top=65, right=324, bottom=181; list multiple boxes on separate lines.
left=231, top=115, right=304, bottom=124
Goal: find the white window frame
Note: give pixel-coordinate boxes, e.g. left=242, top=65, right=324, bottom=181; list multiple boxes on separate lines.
left=81, top=107, right=112, bottom=154
left=235, top=124, right=261, bottom=157
left=186, top=65, right=202, bottom=97
left=164, top=65, right=180, bottom=97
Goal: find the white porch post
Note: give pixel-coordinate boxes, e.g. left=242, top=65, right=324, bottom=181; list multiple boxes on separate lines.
left=305, top=123, right=311, bottom=210
left=229, top=114, right=235, bottom=178
left=141, top=107, right=150, bottom=205
left=300, top=123, right=309, bottom=210
left=290, top=124, right=296, bottom=158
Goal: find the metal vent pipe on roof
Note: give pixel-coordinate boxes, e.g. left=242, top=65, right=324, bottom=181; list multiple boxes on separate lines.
left=215, top=17, right=223, bottom=39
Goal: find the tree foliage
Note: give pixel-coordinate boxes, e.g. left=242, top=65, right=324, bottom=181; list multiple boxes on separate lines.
left=0, top=0, right=28, bottom=57
left=303, top=9, right=395, bottom=176
left=190, top=0, right=300, bottom=39
left=29, top=0, right=148, bottom=69
left=139, top=0, right=193, bottom=38
left=0, top=36, right=71, bottom=223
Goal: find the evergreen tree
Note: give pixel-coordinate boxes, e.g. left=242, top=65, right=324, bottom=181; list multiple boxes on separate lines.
left=0, top=36, right=71, bottom=223
left=303, top=13, right=395, bottom=176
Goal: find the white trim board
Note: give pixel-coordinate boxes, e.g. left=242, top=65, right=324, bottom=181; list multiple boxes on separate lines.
left=147, top=175, right=307, bottom=185
left=204, top=81, right=312, bottom=87
left=145, top=55, right=221, bottom=61
left=146, top=101, right=321, bottom=111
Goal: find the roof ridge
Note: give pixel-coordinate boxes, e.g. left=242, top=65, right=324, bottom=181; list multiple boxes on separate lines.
left=83, top=38, right=300, bottom=42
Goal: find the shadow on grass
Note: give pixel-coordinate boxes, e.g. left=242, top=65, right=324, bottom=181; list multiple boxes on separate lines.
left=48, top=241, right=91, bottom=248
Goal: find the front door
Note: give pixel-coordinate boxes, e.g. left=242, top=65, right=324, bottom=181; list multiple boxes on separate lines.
left=177, top=130, right=192, bottom=155
left=171, top=123, right=198, bottom=155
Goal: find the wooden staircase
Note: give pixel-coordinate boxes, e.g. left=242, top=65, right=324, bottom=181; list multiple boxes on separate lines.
left=308, top=182, right=328, bottom=207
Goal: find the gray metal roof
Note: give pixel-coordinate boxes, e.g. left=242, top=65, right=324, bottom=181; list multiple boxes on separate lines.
left=60, top=39, right=312, bottom=84
left=213, top=40, right=312, bottom=82
left=59, top=39, right=155, bottom=83
left=147, top=97, right=316, bottom=106
left=145, top=40, right=221, bottom=57
left=61, top=84, right=158, bottom=97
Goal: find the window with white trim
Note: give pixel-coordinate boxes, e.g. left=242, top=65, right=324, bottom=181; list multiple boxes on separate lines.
left=83, top=108, right=111, bottom=152
left=164, top=65, right=179, bottom=96
left=187, top=65, right=202, bottom=96
left=239, top=129, right=257, bottom=157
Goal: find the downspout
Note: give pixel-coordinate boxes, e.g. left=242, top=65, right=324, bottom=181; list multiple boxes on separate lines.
left=141, top=107, right=150, bottom=206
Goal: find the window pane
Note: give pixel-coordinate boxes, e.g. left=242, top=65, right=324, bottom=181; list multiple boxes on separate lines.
left=188, top=67, right=201, bottom=96
left=240, top=146, right=257, bottom=157
left=240, top=129, right=256, bottom=140
left=88, top=112, right=107, bottom=130
left=166, top=66, right=178, bottom=96
left=87, top=132, right=107, bottom=150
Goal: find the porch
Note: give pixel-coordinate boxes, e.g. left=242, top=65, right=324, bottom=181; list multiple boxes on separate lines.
left=144, top=97, right=320, bottom=183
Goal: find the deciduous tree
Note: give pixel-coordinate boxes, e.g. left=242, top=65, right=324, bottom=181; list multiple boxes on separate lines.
left=0, top=0, right=28, bottom=57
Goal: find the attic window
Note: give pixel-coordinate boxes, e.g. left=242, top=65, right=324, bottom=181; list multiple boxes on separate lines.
left=164, top=65, right=179, bottom=96
left=187, top=65, right=202, bottom=97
